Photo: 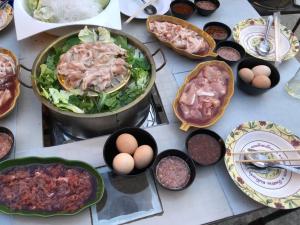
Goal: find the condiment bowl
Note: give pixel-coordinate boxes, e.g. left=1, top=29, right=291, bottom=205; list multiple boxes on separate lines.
left=153, top=149, right=196, bottom=191
left=237, top=58, right=280, bottom=95
left=185, top=129, right=226, bottom=166
left=194, top=0, right=220, bottom=16
left=103, top=127, right=158, bottom=176
left=216, top=41, right=246, bottom=65
left=0, top=127, right=14, bottom=161
left=203, top=22, right=232, bottom=43
left=170, top=0, right=196, bottom=20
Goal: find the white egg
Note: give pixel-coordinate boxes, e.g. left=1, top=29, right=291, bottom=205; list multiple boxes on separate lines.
left=239, top=68, right=254, bottom=83
left=252, top=65, right=271, bottom=77
left=133, top=145, right=154, bottom=169
left=252, top=75, right=271, bottom=89
left=113, top=153, right=135, bottom=175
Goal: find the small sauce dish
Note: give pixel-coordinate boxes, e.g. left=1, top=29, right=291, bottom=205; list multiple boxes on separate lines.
left=216, top=41, right=246, bottom=65
left=0, top=127, right=14, bottom=161
left=203, top=22, right=231, bottom=43
left=170, top=0, right=195, bottom=20
left=153, top=149, right=196, bottom=191
left=194, top=0, right=220, bottom=16
left=185, top=129, right=226, bottom=166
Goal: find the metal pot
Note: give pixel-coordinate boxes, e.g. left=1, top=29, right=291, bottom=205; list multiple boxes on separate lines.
left=30, top=29, right=166, bottom=138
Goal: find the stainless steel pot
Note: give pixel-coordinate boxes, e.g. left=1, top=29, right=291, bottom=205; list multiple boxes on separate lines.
left=30, top=29, right=166, bottom=138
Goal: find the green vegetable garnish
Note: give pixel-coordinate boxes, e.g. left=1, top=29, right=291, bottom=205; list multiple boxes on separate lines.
left=27, top=0, right=39, bottom=12
left=78, top=26, right=98, bottom=43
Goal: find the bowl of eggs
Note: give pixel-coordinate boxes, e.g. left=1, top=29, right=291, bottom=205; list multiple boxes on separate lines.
left=103, top=127, right=157, bottom=176
left=237, top=58, right=280, bottom=95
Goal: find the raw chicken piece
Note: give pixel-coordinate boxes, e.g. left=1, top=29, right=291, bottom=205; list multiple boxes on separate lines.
left=178, top=64, right=229, bottom=123
left=57, top=42, right=128, bottom=92
left=179, top=83, right=197, bottom=105
left=149, top=21, right=210, bottom=55
left=0, top=53, right=16, bottom=78
left=0, top=89, right=12, bottom=107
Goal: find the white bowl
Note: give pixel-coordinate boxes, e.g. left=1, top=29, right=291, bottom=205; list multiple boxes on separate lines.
left=14, top=0, right=121, bottom=40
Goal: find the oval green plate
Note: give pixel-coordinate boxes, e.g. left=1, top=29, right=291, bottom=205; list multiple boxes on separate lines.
left=0, top=157, right=104, bottom=217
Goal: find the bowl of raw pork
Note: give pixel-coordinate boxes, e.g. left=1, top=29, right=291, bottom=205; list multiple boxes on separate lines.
left=0, top=157, right=104, bottom=216
left=13, top=0, right=121, bottom=40
left=173, top=60, right=234, bottom=131
left=0, top=48, right=20, bottom=119
left=147, top=15, right=217, bottom=59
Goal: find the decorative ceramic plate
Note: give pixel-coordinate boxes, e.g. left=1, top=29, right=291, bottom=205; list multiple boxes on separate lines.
left=120, top=0, right=172, bottom=19
left=225, top=121, right=300, bottom=209
left=233, top=18, right=299, bottom=61
left=0, top=4, right=13, bottom=31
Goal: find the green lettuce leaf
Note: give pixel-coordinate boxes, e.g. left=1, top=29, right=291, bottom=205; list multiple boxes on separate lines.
left=56, top=103, right=84, bottom=114
left=48, top=88, right=84, bottom=113
left=27, top=0, right=39, bottom=12
left=97, top=27, right=111, bottom=42
left=33, top=6, right=55, bottom=22
left=79, top=26, right=98, bottom=43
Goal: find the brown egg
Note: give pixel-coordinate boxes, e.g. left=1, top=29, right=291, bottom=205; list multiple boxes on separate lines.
left=252, top=65, right=271, bottom=77
left=252, top=75, right=271, bottom=89
left=113, top=153, right=134, bottom=175
left=133, top=145, right=154, bottom=169
left=116, top=133, right=138, bottom=154
left=239, top=68, right=254, bottom=83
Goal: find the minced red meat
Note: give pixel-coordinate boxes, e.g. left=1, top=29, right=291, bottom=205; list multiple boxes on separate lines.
left=0, top=164, right=95, bottom=213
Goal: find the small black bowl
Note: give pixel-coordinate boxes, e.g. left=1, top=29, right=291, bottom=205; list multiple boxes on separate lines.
left=215, top=41, right=246, bottom=65
left=170, top=0, right=196, bottom=20
left=152, top=149, right=196, bottom=191
left=237, top=58, right=280, bottom=95
left=194, top=0, right=220, bottom=16
left=185, top=129, right=226, bottom=166
left=0, top=127, right=14, bottom=161
left=103, top=127, right=158, bottom=176
left=203, top=22, right=232, bottom=43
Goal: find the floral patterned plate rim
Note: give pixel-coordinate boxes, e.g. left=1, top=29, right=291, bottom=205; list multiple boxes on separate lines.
left=233, top=18, right=299, bottom=61
left=224, top=121, right=300, bottom=209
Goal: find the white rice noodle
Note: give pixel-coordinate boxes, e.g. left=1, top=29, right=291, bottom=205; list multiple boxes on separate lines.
left=34, top=0, right=103, bottom=23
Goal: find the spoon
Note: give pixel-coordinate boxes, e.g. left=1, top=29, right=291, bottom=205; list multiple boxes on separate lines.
left=256, top=15, right=273, bottom=56
left=244, top=150, right=300, bottom=175
left=140, top=0, right=157, bottom=15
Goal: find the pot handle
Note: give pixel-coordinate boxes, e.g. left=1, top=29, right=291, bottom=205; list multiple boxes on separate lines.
left=19, top=64, right=33, bottom=89
left=152, top=48, right=167, bottom=72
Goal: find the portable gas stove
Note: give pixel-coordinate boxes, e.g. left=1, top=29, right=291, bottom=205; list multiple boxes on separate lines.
left=42, top=84, right=168, bottom=146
